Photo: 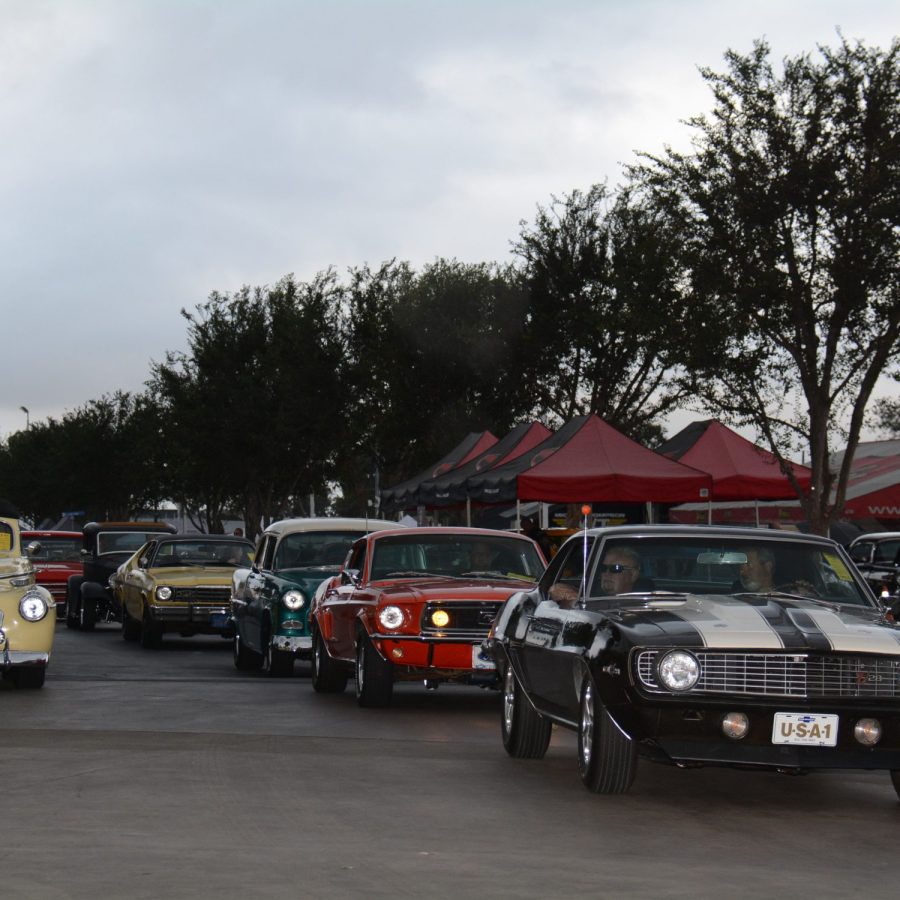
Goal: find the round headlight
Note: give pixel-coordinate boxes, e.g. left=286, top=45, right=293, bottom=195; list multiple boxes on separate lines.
left=156, top=586, right=173, bottom=601
left=378, top=605, right=404, bottom=630
left=431, top=609, right=450, bottom=628
left=283, top=590, right=306, bottom=610
left=19, top=592, right=49, bottom=622
left=854, top=718, right=882, bottom=746
left=657, top=650, right=700, bottom=692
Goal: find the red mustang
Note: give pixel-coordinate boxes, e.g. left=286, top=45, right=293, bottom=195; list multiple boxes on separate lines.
left=309, top=527, right=546, bottom=706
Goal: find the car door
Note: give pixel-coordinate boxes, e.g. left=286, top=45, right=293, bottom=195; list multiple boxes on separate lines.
left=518, top=536, right=595, bottom=721
left=320, top=538, right=375, bottom=661
left=240, top=535, right=276, bottom=652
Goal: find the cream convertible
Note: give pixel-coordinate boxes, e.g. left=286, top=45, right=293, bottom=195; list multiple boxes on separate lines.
left=0, top=514, right=55, bottom=688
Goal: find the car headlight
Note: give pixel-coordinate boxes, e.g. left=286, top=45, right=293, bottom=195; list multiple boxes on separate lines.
left=19, top=591, right=49, bottom=622
left=378, top=605, right=404, bottom=630
left=657, top=650, right=700, bottom=692
left=283, top=590, right=306, bottom=610
left=156, top=586, right=173, bottom=601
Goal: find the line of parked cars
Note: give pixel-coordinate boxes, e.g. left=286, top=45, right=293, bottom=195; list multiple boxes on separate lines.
left=12, top=513, right=900, bottom=801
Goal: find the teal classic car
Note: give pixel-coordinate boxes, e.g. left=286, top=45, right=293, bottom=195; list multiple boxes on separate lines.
left=230, top=517, right=401, bottom=676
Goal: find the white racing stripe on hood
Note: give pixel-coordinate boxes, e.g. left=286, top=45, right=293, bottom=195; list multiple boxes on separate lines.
left=800, top=607, right=900, bottom=655
left=663, top=596, right=784, bottom=650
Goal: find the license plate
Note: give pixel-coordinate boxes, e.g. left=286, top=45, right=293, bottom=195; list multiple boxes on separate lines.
left=472, top=644, right=495, bottom=670
left=772, top=712, right=838, bottom=747
left=210, top=613, right=228, bottom=629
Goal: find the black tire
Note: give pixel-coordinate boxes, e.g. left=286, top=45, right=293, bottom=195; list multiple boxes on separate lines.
left=577, top=678, right=637, bottom=794
left=501, top=663, right=552, bottom=758
left=65, top=581, right=81, bottom=630
left=121, top=607, right=141, bottom=642
left=262, top=633, right=294, bottom=677
left=311, top=628, right=348, bottom=693
left=11, top=667, right=46, bottom=689
left=79, top=596, right=97, bottom=631
left=890, top=771, right=900, bottom=800
left=355, top=632, right=393, bottom=708
left=233, top=630, right=263, bottom=671
left=140, top=611, right=163, bottom=649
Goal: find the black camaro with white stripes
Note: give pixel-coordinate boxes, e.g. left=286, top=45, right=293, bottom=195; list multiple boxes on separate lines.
left=488, top=525, right=900, bottom=796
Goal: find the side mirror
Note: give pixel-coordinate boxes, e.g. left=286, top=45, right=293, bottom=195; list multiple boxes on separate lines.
left=25, top=541, right=42, bottom=557
left=341, top=568, right=361, bottom=587
left=139, top=556, right=150, bottom=568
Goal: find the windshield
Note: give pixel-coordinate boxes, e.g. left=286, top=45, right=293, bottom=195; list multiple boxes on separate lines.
left=152, top=540, right=253, bottom=568
left=588, top=536, right=873, bottom=607
left=274, top=531, right=364, bottom=569
left=97, top=532, right=174, bottom=555
left=26, top=536, right=82, bottom=562
left=369, top=533, right=544, bottom=581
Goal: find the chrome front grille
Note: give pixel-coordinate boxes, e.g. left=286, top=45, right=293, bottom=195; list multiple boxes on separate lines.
left=635, top=649, right=900, bottom=699
left=420, top=601, right=503, bottom=637
left=171, top=585, right=231, bottom=605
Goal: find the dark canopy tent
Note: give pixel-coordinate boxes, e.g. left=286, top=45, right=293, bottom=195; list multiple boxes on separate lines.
left=516, top=415, right=712, bottom=503
left=464, top=417, right=591, bottom=504
left=657, top=419, right=811, bottom=500
left=417, top=421, right=553, bottom=508
left=379, top=430, right=498, bottom=513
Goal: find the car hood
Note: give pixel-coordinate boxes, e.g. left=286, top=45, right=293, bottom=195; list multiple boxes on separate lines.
left=608, top=593, right=900, bottom=656
left=376, top=576, right=535, bottom=604
left=148, top=567, right=235, bottom=586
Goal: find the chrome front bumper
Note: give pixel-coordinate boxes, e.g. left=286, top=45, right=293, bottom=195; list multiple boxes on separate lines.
left=149, top=604, right=229, bottom=623
left=1, top=650, right=50, bottom=668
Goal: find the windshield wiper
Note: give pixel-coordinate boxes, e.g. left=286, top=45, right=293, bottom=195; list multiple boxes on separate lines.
left=379, top=571, right=441, bottom=579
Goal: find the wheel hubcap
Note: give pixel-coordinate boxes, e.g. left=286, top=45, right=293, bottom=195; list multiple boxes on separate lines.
left=503, top=667, right=516, bottom=734
left=581, top=683, right=594, bottom=767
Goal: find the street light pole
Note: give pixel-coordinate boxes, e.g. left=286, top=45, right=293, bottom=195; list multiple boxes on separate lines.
left=19, top=406, right=29, bottom=429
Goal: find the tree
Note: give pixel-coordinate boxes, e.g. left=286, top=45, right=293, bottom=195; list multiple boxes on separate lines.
left=870, top=386, right=900, bottom=437
left=636, top=36, right=900, bottom=532
left=512, top=185, right=697, bottom=443
left=150, top=273, right=346, bottom=538
left=338, top=259, right=532, bottom=510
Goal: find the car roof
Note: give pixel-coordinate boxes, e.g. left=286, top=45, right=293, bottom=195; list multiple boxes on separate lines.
left=263, top=517, right=404, bottom=537
left=576, top=524, right=841, bottom=548
left=22, top=530, right=82, bottom=538
left=365, top=526, right=534, bottom=540
left=155, top=535, right=254, bottom=544
left=849, top=532, right=900, bottom=542
left=83, top=521, right=177, bottom=535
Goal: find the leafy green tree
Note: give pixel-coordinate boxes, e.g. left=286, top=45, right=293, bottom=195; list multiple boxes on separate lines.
left=636, top=37, right=900, bottom=532
left=0, top=393, right=165, bottom=524
left=513, top=185, right=697, bottom=443
left=870, top=390, right=900, bottom=437
left=150, top=273, right=346, bottom=538
left=338, top=259, right=531, bottom=510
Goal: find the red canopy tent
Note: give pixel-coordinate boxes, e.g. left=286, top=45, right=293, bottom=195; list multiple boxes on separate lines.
left=657, top=419, right=811, bottom=500
left=516, top=415, right=712, bottom=504
left=833, top=440, right=900, bottom=523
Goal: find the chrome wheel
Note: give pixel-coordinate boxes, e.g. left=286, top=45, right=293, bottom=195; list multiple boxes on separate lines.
left=503, top=666, right=516, bottom=736
left=580, top=681, right=595, bottom=770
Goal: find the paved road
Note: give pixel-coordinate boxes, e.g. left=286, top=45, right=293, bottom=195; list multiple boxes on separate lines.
left=4, top=623, right=900, bottom=899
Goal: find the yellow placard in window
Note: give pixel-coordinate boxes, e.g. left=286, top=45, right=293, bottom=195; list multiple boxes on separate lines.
left=824, top=552, right=851, bottom=580
left=0, top=533, right=11, bottom=551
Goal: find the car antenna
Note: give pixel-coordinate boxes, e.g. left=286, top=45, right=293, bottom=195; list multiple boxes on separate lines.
left=579, top=504, right=592, bottom=599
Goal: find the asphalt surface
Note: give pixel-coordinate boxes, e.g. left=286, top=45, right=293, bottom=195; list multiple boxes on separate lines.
left=3, top=622, right=900, bottom=899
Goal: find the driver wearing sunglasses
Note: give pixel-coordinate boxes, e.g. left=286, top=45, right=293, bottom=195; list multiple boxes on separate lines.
left=598, top=547, right=641, bottom=595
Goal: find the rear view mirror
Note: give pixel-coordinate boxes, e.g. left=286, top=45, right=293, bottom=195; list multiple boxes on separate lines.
left=25, top=541, right=42, bottom=557
left=341, top=568, right=361, bottom=587
left=697, top=551, right=748, bottom=565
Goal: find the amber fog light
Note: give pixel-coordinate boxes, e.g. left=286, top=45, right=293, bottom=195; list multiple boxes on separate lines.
left=722, top=712, right=750, bottom=740
left=854, top=718, right=882, bottom=746
left=431, top=609, right=450, bottom=628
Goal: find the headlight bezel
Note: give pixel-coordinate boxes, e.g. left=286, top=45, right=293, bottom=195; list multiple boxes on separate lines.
left=657, top=649, right=701, bottom=692
left=19, top=591, right=50, bottom=622
left=282, top=590, right=306, bottom=611
left=378, top=605, right=405, bottom=630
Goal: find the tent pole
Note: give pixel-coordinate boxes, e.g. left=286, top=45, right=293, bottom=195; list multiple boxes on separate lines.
left=755, top=499, right=760, bottom=528
left=466, top=497, right=471, bottom=527
left=516, top=499, right=521, bottom=532
left=708, top=498, right=712, bottom=525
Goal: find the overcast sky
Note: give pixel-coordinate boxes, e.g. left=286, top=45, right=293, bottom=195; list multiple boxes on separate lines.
left=2, top=0, right=897, bottom=442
